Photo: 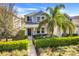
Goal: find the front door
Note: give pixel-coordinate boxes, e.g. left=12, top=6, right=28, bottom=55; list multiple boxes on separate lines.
left=27, top=28, right=31, bottom=36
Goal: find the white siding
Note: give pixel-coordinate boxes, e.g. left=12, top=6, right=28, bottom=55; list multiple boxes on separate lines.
left=31, top=13, right=45, bottom=23
left=72, top=19, right=79, bottom=35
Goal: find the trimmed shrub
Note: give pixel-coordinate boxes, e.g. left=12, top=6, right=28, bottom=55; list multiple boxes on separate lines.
left=0, top=40, right=28, bottom=51
left=14, top=30, right=26, bottom=40
left=33, top=34, right=47, bottom=39
left=34, top=36, right=79, bottom=48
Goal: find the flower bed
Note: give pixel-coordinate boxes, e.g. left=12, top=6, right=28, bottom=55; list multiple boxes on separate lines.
left=0, top=49, right=28, bottom=56
left=37, top=45, right=79, bottom=56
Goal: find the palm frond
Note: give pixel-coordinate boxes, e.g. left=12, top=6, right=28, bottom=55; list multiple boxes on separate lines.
left=53, top=4, right=65, bottom=17
left=38, top=19, right=48, bottom=29
left=42, top=12, right=50, bottom=20
left=46, top=7, right=54, bottom=17
left=59, top=4, right=65, bottom=9
left=47, top=20, right=54, bottom=34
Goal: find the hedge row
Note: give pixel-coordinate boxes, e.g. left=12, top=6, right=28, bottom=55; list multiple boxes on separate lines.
left=0, top=40, right=28, bottom=51
left=34, top=36, right=79, bottom=48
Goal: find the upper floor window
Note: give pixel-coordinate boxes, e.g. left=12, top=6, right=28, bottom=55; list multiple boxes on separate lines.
left=42, top=16, right=44, bottom=19
left=37, top=16, right=45, bottom=22
left=37, top=17, right=40, bottom=22
left=27, top=16, right=31, bottom=22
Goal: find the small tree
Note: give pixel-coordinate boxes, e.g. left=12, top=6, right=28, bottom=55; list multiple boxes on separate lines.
left=0, top=6, right=14, bottom=41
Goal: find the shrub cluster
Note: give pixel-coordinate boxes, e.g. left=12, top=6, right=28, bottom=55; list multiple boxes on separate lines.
left=33, top=34, right=47, bottom=39
left=0, top=40, right=28, bottom=51
left=14, top=30, right=26, bottom=40
left=34, top=36, right=79, bottom=48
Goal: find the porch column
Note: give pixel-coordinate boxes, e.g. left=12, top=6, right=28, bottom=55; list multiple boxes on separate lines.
left=25, top=28, right=27, bottom=36
left=33, top=28, right=36, bottom=35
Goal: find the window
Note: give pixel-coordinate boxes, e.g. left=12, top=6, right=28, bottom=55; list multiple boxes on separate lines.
left=37, top=17, right=40, bottom=22
left=37, top=29, right=40, bottom=33
left=41, top=28, right=45, bottom=33
left=27, top=16, right=31, bottom=22
left=42, top=16, right=44, bottom=19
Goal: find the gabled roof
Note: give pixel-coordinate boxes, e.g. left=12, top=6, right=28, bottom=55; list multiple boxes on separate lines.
left=24, top=10, right=44, bottom=16
left=71, top=16, right=79, bottom=19
left=64, top=13, right=72, bottom=21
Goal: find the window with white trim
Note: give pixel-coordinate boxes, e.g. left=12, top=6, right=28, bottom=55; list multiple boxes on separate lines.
left=37, top=29, right=40, bottom=33
left=37, top=17, right=40, bottom=22
left=41, top=28, right=45, bottom=33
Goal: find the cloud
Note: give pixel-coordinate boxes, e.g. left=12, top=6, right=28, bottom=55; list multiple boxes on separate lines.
left=17, top=8, right=39, bottom=16
left=17, top=8, right=39, bottom=12
left=13, top=6, right=40, bottom=17
left=69, top=14, right=79, bottom=17
left=60, top=9, right=66, bottom=13
left=14, top=6, right=39, bottom=13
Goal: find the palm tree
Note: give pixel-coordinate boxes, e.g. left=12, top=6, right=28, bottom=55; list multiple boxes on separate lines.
left=62, top=18, right=75, bottom=36
left=38, top=4, right=75, bottom=37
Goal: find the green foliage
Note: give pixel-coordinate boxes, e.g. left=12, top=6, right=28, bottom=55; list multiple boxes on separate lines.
left=15, top=30, right=26, bottom=40
left=38, top=4, right=75, bottom=36
left=0, top=6, right=15, bottom=39
left=38, top=45, right=79, bottom=56
left=33, top=34, right=47, bottom=39
left=0, top=40, right=28, bottom=51
left=34, top=36, right=79, bottom=48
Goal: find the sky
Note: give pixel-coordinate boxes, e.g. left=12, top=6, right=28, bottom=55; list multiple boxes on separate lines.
left=14, top=3, right=79, bottom=17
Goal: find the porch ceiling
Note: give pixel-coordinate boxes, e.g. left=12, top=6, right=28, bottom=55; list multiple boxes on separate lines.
left=25, top=24, right=39, bottom=28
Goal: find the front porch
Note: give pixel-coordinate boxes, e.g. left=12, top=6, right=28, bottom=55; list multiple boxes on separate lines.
left=25, top=26, right=47, bottom=36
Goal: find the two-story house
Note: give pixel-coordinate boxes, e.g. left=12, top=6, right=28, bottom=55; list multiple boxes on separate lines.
left=25, top=11, right=79, bottom=37
left=24, top=11, right=48, bottom=36
left=24, top=11, right=59, bottom=36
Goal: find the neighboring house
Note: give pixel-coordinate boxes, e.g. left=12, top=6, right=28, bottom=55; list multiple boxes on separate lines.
left=13, top=16, right=21, bottom=30
left=12, top=15, right=21, bottom=35
left=71, top=16, right=79, bottom=35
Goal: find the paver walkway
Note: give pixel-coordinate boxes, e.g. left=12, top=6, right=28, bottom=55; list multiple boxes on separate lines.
left=28, top=36, right=37, bottom=56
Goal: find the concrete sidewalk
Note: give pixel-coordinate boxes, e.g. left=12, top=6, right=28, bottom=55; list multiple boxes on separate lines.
left=28, top=40, right=37, bottom=56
